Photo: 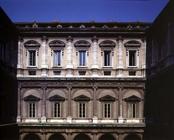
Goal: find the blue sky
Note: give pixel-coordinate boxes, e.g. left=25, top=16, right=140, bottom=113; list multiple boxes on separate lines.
left=0, top=0, right=169, bottom=22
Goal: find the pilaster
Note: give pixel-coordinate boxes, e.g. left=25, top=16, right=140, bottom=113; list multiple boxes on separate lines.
left=41, top=36, right=48, bottom=76
left=117, top=36, right=124, bottom=77
left=66, top=36, right=73, bottom=77
left=91, top=36, right=99, bottom=76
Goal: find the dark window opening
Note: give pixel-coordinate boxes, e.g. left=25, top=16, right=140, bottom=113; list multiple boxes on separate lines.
left=129, top=50, right=136, bottom=66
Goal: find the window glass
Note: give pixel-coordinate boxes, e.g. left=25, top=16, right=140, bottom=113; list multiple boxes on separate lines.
left=53, top=102, right=61, bottom=118
left=79, top=50, right=86, bottom=66
left=129, top=50, right=136, bottom=66
left=28, top=102, right=36, bottom=118
left=29, top=50, right=36, bottom=66
left=79, top=102, right=86, bottom=118
left=53, top=50, right=61, bottom=66
left=104, top=51, right=111, bottom=66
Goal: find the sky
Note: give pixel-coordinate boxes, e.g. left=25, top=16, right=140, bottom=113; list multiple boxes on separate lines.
left=0, top=0, right=169, bottom=23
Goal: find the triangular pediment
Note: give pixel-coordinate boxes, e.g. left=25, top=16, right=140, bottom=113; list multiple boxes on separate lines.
left=99, top=95, right=115, bottom=101
left=24, top=95, right=40, bottom=101
left=124, top=95, right=141, bottom=102
left=49, top=95, right=65, bottom=101
left=74, top=95, right=90, bottom=101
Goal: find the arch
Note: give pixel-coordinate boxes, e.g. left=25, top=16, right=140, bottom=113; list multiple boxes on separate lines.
left=99, top=134, right=115, bottom=140
left=97, top=89, right=117, bottom=100
left=74, top=40, right=91, bottom=47
left=123, top=90, right=143, bottom=100
left=23, top=134, right=41, bottom=140
left=124, top=134, right=141, bottom=140
left=23, top=89, right=41, bottom=99
left=49, top=40, right=65, bottom=47
left=47, top=89, right=66, bottom=99
left=49, top=133, right=65, bottom=140
left=72, top=89, right=92, bottom=99
left=99, top=40, right=116, bottom=47
left=124, top=40, right=141, bottom=47
left=74, top=134, right=91, bottom=140
left=24, top=40, right=40, bottom=47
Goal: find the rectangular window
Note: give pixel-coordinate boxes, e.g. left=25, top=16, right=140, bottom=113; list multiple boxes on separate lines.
left=79, top=102, right=86, bottom=118
left=79, top=50, right=86, bottom=66
left=28, top=102, right=36, bottom=118
left=53, top=102, right=61, bottom=118
left=104, top=51, right=111, bottom=66
left=103, top=103, right=111, bottom=118
left=129, top=50, right=136, bottom=66
left=53, top=50, right=61, bottom=66
left=128, top=103, right=139, bottom=118
left=28, top=50, right=36, bottom=66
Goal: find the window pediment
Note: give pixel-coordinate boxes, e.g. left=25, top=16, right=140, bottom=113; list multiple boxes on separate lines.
left=24, top=40, right=40, bottom=47
left=99, top=95, right=115, bottom=101
left=24, top=95, right=40, bottom=101
left=74, top=40, right=91, bottom=47
left=49, top=40, right=65, bottom=47
left=74, top=95, right=90, bottom=101
left=124, top=95, right=141, bottom=102
left=49, top=95, right=65, bottom=101
left=99, top=40, right=116, bottom=48
left=125, top=40, right=141, bottom=47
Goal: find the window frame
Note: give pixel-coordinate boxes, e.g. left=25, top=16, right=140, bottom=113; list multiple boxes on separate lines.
left=127, top=102, right=139, bottom=118
left=78, top=50, right=87, bottom=67
left=103, top=50, right=112, bottom=67
left=102, top=102, right=112, bottom=119
left=52, top=101, right=63, bottom=118
left=28, top=101, right=37, bottom=118
left=53, top=49, right=62, bottom=67
left=78, top=101, right=87, bottom=118
left=27, top=49, right=38, bottom=67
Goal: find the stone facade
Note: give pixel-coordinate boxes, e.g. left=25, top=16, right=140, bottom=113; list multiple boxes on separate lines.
left=16, top=22, right=149, bottom=140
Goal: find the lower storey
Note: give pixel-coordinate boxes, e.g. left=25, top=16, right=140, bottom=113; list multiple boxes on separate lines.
left=19, top=127, right=144, bottom=140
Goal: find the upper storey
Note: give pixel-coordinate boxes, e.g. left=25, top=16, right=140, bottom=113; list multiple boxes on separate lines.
left=16, top=22, right=150, bottom=78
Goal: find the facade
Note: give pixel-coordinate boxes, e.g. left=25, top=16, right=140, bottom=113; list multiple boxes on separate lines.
left=0, top=7, right=18, bottom=140
left=145, top=1, right=174, bottom=140
left=16, top=22, right=149, bottom=140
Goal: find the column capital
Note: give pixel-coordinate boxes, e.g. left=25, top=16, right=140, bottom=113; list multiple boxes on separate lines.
left=116, top=36, right=123, bottom=42
left=66, top=36, right=73, bottom=42
left=91, top=36, right=98, bottom=42
left=41, top=36, right=48, bottom=42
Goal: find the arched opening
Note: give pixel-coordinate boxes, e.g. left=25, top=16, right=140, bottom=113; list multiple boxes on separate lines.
left=124, top=134, right=141, bottom=140
left=23, top=134, right=40, bottom=140
left=74, top=134, right=91, bottom=140
left=99, top=134, right=115, bottom=140
left=49, top=133, right=65, bottom=140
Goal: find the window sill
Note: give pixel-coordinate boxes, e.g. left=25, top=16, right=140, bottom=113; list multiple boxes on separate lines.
left=127, top=66, right=138, bottom=69
left=52, top=66, right=62, bottom=69
left=77, top=66, right=88, bottom=69
left=27, top=66, right=37, bottom=69
left=102, top=66, right=113, bottom=69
